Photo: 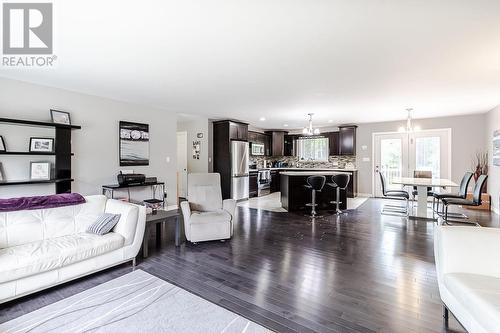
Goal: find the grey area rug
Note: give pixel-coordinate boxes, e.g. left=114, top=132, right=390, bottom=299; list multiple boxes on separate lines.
left=1, top=270, right=272, bottom=333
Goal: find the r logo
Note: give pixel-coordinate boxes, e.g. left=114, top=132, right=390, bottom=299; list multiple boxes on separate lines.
left=2, top=3, right=53, bottom=54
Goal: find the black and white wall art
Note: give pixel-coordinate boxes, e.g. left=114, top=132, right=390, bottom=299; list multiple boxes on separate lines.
left=119, top=121, right=150, bottom=166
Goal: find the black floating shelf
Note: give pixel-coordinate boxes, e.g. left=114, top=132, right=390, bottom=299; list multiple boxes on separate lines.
left=0, top=178, right=74, bottom=186
left=0, top=151, right=74, bottom=156
left=0, top=117, right=81, bottom=129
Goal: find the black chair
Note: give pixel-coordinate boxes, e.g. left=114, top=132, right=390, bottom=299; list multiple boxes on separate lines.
left=327, top=173, right=350, bottom=214
left=304, top=176, right=326, bottom=218
left=411, top=170, right=434, bottom=208
left=433, top=172, right=473, bottom=218
left=379, top=172, right=409, bottom=216
left=442, top=174, right=487, bottom=225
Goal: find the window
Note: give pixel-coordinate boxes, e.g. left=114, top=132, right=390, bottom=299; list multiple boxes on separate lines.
left=296, top=137, right=329, bottom=161
left=415, top=136, right=440, bottom=178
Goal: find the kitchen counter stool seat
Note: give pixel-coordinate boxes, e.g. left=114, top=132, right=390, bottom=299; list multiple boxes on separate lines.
left=304, top=176, right=326, bottom=218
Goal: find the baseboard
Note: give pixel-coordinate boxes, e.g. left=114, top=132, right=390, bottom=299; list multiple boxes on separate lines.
left=357, top=193, right=373, bottom=198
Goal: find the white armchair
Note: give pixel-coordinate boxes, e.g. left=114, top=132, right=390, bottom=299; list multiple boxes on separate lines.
left=180, top=173, right=236, bottom=243
left=434, top=225, right=500, bottom=333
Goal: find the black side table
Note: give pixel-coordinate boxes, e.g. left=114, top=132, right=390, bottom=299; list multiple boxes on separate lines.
left=143, top=209, right=182, bottom=258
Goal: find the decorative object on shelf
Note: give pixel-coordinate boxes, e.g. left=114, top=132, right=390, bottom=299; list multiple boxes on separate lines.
left=192, top=140, right=201, bottom=160
left=0, top=135, right=5, bottom=152
left=493, top=129, right=500, bottom=166
left=30, top=161, right=51, bottom=180
left=302, top=113, right=320, bottom=135
left=144, top=198, right=163, bottom=214
left=197, top=132, right=203, bottom=138
left=29, top=137, right=54, bottom=153
left=0, top=162, right=5, bottom=181
left=119, top=121, right=149, bottom=166
left=472, top=151, right=488, bottom=193
left=50, top=109, right=71, bottom=125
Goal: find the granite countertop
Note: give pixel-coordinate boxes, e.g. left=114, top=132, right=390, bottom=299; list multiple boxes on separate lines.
left=280, top=170, right=353, bottom=176
left=268, top=167, right=358, bottom=172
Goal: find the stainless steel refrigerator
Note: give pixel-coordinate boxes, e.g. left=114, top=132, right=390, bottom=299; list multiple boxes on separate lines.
left=231, top=141, right=249, bottom=201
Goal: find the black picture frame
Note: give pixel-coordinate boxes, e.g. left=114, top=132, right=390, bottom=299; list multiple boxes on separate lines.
left=29, top=137, right=54, bottom=153
left=119, top=121, right=150, bottom=166
left=0, top=135, right=5, bottom=152
left=50, top=109, right=71, bottom=125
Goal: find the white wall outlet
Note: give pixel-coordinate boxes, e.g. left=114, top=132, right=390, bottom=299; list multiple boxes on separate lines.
left=361, top=145, right=368, bottom=151
left=166, top=156, right=170, bottom=163
left=362, top=157, right=370, bottom=162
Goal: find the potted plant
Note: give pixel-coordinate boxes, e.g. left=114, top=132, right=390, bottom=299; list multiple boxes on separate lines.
left=472, top=151, right=488, bottom=193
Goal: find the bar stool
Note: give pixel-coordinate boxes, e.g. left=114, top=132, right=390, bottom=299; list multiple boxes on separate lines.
left=304, top=176, right=326, bottom=218
left=327, top=174, right=350, bottom=214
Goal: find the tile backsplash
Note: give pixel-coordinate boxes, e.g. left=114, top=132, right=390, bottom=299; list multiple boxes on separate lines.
left=249, top=155, right=357, bottom=169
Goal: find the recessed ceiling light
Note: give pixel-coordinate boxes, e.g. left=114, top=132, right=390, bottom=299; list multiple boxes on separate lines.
left=328, top=120, right=333, bottom=123
left=283, top=124, right=289, bottom=127
left=259, top=117, right=266, bottom=121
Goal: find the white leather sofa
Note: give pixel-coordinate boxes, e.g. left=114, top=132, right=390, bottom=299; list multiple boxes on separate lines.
left=0, top=195, right=146, bottom=304
left=180, top=173, right=236, bottom=243
left=434, top=225, right=500, bottom=333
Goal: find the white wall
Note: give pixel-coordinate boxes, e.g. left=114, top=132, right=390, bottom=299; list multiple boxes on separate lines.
left=486, top=105, right=500, bottom=212
left=177, top=116, right=210, bottom=173
left=356, top=113, right=487, bottom=196
left=0, top=78, right=178, bottom=206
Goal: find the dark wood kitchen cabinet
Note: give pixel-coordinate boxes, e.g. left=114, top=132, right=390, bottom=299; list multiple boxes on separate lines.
left=339, top=125, right=357, bottom=155
left=266, top=131, right=287, bottom=156
left=228, top=121, right=248, bottom=141
left=270, top=170, right=280, bottom=193
left=328, top=131, right=340, bottom=156
left=249, top=171, right=258, bottom=198
left=284, top=135, right=296, bottom=156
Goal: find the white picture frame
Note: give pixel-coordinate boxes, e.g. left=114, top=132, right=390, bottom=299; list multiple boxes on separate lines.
left=30, top=162, right=51, bottom=180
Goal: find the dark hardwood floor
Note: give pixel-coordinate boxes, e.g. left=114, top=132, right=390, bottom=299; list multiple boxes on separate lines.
left=1, top=198, right=498, bottom=332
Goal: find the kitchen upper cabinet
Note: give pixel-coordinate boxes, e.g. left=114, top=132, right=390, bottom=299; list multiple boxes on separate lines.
left=229, top=121, right=248, bottom=141
left=267, top=131, right=286, bottom=156
left=339, top=125, right=357, bottom=155
left=328, top=132, right=340, bottom=156
left=284, top=135, right=296, bottom=156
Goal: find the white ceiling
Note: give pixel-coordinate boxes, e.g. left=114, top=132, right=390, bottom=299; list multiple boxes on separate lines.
left=1, top=0, right=500, bottom=129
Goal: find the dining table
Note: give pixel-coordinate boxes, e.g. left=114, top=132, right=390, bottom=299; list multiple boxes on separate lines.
left=392, top=177, right=459, bottom=218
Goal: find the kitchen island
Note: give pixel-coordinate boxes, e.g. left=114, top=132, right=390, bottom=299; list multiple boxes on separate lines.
left=280, top=171, right=350, bottom=212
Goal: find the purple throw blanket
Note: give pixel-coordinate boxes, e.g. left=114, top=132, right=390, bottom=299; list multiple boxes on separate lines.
left=0, top=193, right=86, bottom=212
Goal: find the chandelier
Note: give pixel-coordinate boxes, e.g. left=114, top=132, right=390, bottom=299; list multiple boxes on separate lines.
left=399, top=108, right=420, bottom=133
left=302, top=113, right=320, bottom=135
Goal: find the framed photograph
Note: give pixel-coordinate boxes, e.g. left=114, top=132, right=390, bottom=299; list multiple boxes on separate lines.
left=50, top=109, right=71, bottom=125
left=119, top=121, right=150, bottom=166
left=493, top=129, right=500, bottom=166
left=0, top=135, right=5, bottom=152
left=29, top=137, right=54, bottom=153
left=30, top=162, right=51, bottom=180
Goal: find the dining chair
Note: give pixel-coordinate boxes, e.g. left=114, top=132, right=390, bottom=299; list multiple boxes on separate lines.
left=411, top=170, right=434, bottom=204
left=432, top=172, right=473, bottom=218
left=442, top=174, right=488, bottom=225
left=379, top=172, right=409, bottom=217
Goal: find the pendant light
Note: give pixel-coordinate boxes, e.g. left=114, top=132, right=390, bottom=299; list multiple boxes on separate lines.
left=302, top=113, right=320, bottom=135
